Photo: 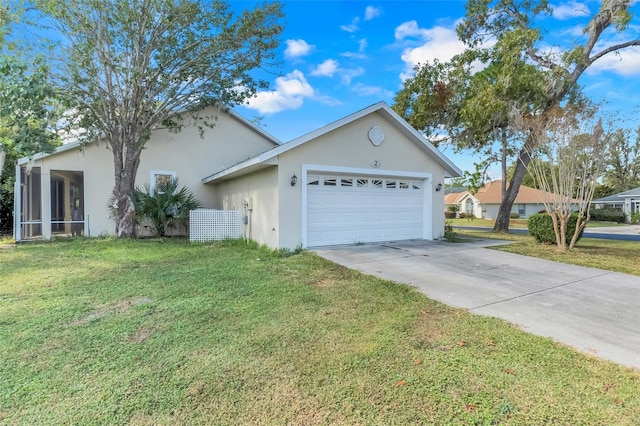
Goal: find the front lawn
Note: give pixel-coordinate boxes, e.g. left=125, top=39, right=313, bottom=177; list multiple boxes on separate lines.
left=1, top=239, right=638, bottom=424
left=448, top=218, right=626, bottom=229
left=455, top=229, right=640, bottom=276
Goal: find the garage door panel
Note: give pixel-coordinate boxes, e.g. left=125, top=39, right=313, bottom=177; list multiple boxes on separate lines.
left=307, top=173, right=425, bottom=247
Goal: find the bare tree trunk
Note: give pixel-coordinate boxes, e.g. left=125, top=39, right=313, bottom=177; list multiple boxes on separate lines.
left=111, top=136, right=141, bottom=238
left=501, top=129, right=507, bottom=200
left=494, top=144, right=532, bottom=232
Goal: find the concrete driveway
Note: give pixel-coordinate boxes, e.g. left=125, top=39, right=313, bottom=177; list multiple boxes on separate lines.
left=314, top=239, right=640, bottom=369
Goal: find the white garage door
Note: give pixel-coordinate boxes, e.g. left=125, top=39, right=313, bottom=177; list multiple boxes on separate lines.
left=306, top=174, right=425, bottom=247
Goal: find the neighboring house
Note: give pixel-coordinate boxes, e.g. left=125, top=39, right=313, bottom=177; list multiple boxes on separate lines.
left=593, top=186, right=640, bottom=222
left=14, top=102, right=462, bottom=249
left=444, top=180, right=552, bottom=219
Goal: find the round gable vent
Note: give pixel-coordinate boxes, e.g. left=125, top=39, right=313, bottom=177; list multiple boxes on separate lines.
left=368, top=125, right=384, bottom=146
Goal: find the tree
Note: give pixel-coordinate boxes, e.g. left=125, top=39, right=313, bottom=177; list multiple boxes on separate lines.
left=524, top=106, right=608, bottom=251
left=602, top=127, right=640, bottom=192
left=458, top=0, right=640, bottom=232
left=30, top=0, right=283, bottom=237
left=0, top=56, right=61, bottom=234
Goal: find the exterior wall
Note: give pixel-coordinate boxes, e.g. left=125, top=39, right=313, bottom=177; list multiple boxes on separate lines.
left=481, top=203, right=545, bottom=220
left=213, top=167, right=279, bottom=248
left=275, top=111, right=447, bottom=249
left=17, top=108, right=276, bottom=239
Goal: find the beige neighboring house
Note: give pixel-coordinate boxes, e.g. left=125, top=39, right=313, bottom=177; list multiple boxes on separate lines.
left=445, top=180, right=550, bottom=219
left=14, top=102, right=461, bottom=249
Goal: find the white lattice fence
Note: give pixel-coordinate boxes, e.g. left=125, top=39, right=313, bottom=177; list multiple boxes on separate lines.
left=189, top=209, right=244, bottom=242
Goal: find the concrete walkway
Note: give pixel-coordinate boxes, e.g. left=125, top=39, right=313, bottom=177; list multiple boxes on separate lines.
left=314, top=239, right=640, bottom=369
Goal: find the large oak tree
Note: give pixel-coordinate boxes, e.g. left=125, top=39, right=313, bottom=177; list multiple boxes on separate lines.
left=395, top=0, right=640, bottom=231
left=31, top=0, right=284, bottom=237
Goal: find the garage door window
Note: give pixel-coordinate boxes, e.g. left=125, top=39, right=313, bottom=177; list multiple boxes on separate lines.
left=307, top=175, right=425, bottom=192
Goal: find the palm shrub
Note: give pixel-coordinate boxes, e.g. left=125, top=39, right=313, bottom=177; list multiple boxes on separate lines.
left=134, top=177, right=201, bottom=237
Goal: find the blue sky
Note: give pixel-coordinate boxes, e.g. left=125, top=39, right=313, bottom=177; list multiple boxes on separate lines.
left=233, top=0, right=640, bottom=176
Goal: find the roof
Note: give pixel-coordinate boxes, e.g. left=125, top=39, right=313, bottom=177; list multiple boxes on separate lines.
left=444, top=186, right=467, bottom=195
left=474, top=180, right=557, bottom=204
left=202, top=102, right=463, bottom=183
left=444, top=191, right=468, bottom=205
left=594, top=187, right=640, bottom=203
left=17, top=108, right=281, bottom=166
left=446, top=180, right=571, bottom=204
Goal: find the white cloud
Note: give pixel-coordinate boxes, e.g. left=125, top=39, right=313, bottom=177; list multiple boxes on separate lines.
left=245, top=70, right=315, bottom=114
left=311, top=59, right=339, bottom=77
left=587, top=45, right=640, bottom=76
left=340, top=67, right=365, bottom=84
left=364, top=6, right=381, bottom=21
left=341, top=17, right=360, bottom=33
left=552, top=1, right=590, bottom=20
left=351, top=83, right=394, bottom=98
left=395, top=21, right=467, bottom=80
left=284, top=39, right=314, bottom=59
left=310, top=59, right=364, bottom=84
left=358, top=38, right=368, bottom=52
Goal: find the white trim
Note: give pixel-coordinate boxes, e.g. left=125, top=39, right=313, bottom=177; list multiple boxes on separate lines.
left=203, top=102, right=462, bottom=183
left=14, top=165, right=21, bottom=241
left=149, top=169, right=176, bottom=193
left=301, top=164, right=433, bottom=248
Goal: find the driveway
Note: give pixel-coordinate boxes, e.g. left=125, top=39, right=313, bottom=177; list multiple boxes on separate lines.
left=314, top=239, right=640, bottom=369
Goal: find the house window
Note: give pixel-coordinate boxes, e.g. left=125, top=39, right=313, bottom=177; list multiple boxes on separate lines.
left=371, top=179, right=383, bottom=188
left=340, top=178, right=353, bottom=187
left=518, top=204, right=526, bottom=217
left=465, top=199, right=473, bottom=215
left=385, top=180, right=397, bottom=189
left=150, top=170, right=176, bottom=193
left=307, top=175, right=320, bottom=186
left=356, top=178, right=368, bottom=187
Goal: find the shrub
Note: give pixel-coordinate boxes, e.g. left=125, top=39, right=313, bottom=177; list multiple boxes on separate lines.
left=444, top=210, right=456, bottom=219
left=447, top=205, right=459, bottom=212
left=443, top=220, right=456, bottom=241
left=631, top=212, right=640, bottom=224
left=528, top=212, right=585, bottom=246
left=458, top=212, right=466, bottom=219
left=510, top=212, right=520, bottom=219
left=589, top=208, right=626, bottom=223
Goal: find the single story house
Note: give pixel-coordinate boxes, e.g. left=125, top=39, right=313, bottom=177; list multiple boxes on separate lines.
left=444, top=180, right=551, bottom=219
left=593, top=186, right=640, bottom=222
left=14, top=102, right=461, bottom=249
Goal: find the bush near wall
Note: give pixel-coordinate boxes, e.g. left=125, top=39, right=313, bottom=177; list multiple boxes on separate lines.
left=510, top=212, right=520, bottom=219
left=444, top=211, right=456, bottom=219
left=589, top=208, right=626, bottom=223
left=528, top=212, right=585, bottom=246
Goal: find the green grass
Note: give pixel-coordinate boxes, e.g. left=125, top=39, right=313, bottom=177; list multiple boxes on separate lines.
left=1, top=238, right=639, bottom=424
left=456, top=229, right=640, bottom=276
left=448, top=218, right=627, bottom=229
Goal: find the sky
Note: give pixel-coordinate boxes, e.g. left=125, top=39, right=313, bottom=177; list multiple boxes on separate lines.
left=231, top=0, right=640, bottom=177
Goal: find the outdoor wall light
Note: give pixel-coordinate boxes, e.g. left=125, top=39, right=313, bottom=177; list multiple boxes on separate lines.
left=291, top=173, right=298, bottom=187
left=435, top=183, right=443, bottom=192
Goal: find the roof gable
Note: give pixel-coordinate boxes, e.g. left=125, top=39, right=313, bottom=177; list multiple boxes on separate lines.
left=17, top=107, right=281, bottom=166
left=203, top=102, right=462, bottom=183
